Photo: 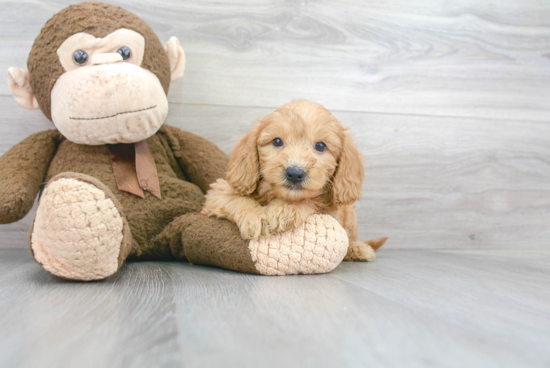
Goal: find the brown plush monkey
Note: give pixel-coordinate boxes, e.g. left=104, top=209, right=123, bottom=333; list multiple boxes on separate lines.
left=2, top=2, right=349, bottom=280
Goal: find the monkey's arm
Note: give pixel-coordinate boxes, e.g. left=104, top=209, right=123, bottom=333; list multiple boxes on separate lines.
left=163, top=125, right=229, bottom=193
left=0, top=130, right=61, bottom=224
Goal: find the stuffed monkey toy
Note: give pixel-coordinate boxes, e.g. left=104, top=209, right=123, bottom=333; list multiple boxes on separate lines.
left=2, top=2, right=350, bottom=281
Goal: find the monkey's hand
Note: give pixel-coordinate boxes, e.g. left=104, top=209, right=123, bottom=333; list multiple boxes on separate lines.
left=0, top=130, right=60, bottom=224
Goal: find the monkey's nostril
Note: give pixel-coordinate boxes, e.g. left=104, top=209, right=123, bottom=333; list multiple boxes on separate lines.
left=285, top=166, right=306, bottom=185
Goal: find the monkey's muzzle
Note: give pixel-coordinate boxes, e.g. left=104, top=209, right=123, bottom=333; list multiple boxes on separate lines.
left=50, top=62, right=168, bottom=145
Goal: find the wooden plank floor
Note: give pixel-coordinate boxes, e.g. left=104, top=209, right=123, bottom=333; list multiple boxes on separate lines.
left=0, top=1, right=549, bottom=367
left=0, top=248, right=549, bottom=368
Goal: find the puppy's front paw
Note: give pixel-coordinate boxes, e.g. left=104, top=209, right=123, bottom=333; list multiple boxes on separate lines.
left=265, top=200, right=314, bottom=234
left=344, top=241, right=376, bottom=262
left=237, top=210, right=267, bottom=240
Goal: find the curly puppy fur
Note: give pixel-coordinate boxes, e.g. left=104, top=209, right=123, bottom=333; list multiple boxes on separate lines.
left=202, top=100, right=387, bottom=261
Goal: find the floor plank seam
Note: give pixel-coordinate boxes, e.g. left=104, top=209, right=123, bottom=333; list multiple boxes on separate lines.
left=1, top=94, right=547, bottom=124
left=164, top=100, right=550, bottom=123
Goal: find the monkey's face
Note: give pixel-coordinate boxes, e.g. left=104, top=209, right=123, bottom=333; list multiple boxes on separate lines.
left=7, top=2, right=186, bottom=146
left=51, top=29, right=168, bottom=145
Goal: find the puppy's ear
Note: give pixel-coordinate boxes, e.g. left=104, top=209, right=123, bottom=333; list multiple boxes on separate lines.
left=226, top=121, right=262, bottom=195
left=331, top=133, right=364, bottom=206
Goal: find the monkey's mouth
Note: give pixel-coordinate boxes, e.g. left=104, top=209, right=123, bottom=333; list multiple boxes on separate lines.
left=69, top=105, right=157, bottom=120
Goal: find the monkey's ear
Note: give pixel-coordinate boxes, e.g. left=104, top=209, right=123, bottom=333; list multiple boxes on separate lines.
left=164, top=37, right=186, bottom=82
left=7, top=68, right=39, bottom=110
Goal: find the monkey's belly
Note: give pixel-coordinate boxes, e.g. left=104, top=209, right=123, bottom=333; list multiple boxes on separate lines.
left=44, top=140, right=205, bottom=257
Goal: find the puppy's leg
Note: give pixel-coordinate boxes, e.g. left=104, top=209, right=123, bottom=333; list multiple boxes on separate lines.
left=331, top=205, right=387, bottom=262
left=202, top=179, right=267, bottom=240
left=264, top=199, right=317, bottom=234
left=346, top=241, right=376, bottom=262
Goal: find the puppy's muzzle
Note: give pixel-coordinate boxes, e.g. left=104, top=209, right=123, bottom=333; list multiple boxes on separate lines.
left=284, top=166, right=306, bottom=185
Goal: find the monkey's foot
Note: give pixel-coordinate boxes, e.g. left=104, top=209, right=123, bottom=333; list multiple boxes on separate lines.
left=30, top=173, right=131, bottom=281
left=161, top=213, right=348, bottom=276
left=249, top=214, right=349, bottom=275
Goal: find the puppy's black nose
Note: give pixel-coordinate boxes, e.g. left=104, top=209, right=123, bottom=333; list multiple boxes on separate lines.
left=285, top=166, right=306, bottom=185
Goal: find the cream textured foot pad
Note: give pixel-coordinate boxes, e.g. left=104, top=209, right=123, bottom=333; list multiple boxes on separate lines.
left=249, top=214, right=349, bottom=275
left=31, top=178, right=124, bottom=280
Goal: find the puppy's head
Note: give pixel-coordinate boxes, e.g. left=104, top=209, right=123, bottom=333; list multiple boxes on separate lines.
left=226, top=100, right=364, bottom=205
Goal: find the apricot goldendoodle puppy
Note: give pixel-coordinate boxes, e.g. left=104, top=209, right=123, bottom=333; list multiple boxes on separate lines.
left=202, top=99, right=387, bottom=261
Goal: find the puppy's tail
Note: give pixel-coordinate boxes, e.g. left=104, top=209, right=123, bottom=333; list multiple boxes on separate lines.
left=366, top=237, right=388, bottom=252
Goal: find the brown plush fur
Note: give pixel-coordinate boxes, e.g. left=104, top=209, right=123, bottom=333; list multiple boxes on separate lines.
left=153, top=212, right=259, bottom=274
left=5, top=3, right=367, bottom=278
left=203, top=100, right=387, bottom=261
left=0, top=125, right=230, bottom=260
left=51, top=125, right=229, bottom=259
left=0, top=130, right=61, bottom=224
left=0, top=1, right=271, bottom=278
left=28, top=2, right=171, bottom=120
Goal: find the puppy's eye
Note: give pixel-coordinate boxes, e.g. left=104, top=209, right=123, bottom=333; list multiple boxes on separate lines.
left=315, top=142, right=327, bottom=152
left=73, top=50, right=88, bottom=66
left=273, top=138, right=284, bottom=147
left=117, top=46, right=131, bottom=61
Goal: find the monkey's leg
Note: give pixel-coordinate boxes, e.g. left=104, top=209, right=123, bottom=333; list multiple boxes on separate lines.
left=154, top=213, right=349, bottom=275
left=29, top=173, right=133, bottom=281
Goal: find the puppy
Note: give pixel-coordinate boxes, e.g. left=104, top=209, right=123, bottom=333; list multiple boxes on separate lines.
left=202, top=100, right=387, bottom=261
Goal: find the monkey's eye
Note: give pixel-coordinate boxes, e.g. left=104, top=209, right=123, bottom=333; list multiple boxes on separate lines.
left=73, top=50, right=88, bottom=66
left=117, top=46, right=131, bottom=61
left=272, top=138, right=284, bottom=147
left=315, top=142, right=327, bottom=152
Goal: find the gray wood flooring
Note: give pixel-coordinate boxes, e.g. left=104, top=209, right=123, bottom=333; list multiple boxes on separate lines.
left=1, top=248, right=549, bottom=368
left=0, top=1, right=549, bottom=367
